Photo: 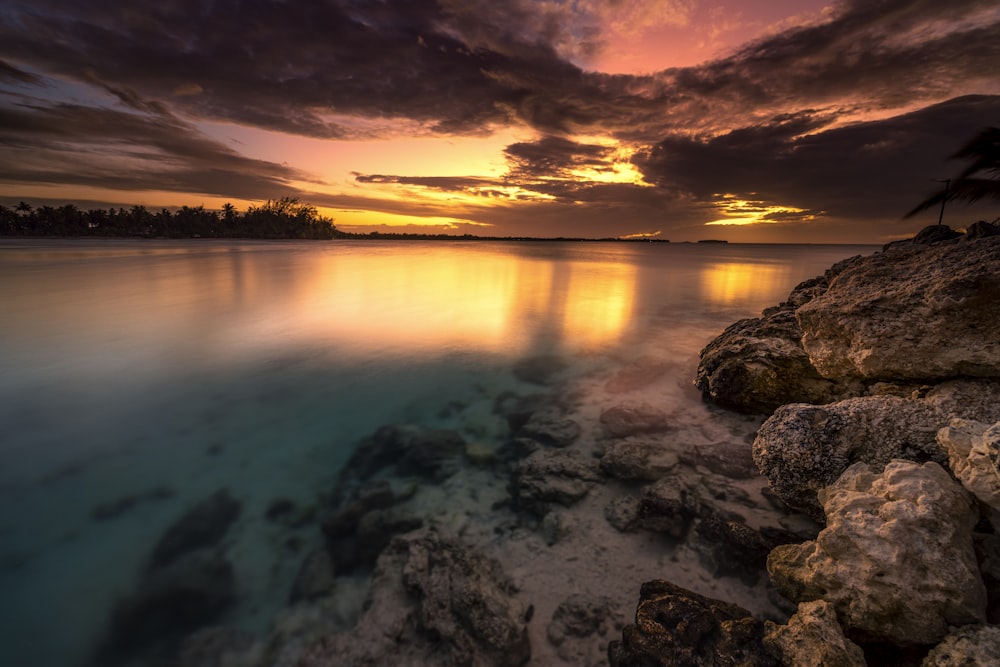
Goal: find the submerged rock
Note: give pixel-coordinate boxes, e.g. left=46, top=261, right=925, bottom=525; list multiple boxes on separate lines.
left=599, top=438, right=680, bottom=481
left=98, top=550, right=237, bottom=664
left=148, top=489, right=241, bottom=571
left=517, top=405, right=581, bottom=448
left=547, top=593, right=622, bottom=667
left=764, top=599, right=866, bottom=667
left=608, top=579, right=779, bottom=667
left=599, top=402, right=675, bottom=438
left=767, top=461, right=986, bottom=647
left=508, top=448, right=602, bottom=517
left=340, top=423, right=467, bottom=483
left=298, top=529, right=531, bottom=667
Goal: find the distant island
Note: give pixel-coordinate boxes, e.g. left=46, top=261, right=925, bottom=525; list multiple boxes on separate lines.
left=697, top=239, right=729, bottom=244
left=0, top=198, right=669, bottom=243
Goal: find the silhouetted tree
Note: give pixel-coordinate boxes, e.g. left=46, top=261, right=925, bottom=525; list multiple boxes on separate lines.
left=906, top=126, right=1000, bottom=218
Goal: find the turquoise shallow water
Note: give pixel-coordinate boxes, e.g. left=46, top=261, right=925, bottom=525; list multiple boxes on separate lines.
left=0, top=239, right=876, bottom=666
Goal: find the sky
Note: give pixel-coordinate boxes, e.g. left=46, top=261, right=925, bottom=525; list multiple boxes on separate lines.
left=1, top=0, right=999, bottom=242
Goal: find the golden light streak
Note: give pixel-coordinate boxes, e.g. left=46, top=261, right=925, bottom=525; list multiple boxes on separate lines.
left=705, top=193, right=818, bottom=226
left=700, top=262, right=792, bottom=305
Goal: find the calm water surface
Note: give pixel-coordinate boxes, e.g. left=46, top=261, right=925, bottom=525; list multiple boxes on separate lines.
left=0, top=239, right=875, bottom=666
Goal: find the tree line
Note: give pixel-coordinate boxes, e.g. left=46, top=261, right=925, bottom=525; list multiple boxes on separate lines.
left=0, top=197, right=349, bottom=239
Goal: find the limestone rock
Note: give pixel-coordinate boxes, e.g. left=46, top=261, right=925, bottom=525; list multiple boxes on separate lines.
left=752, top=396, right=948, bottom=518
left=764, top=600, right=866, bottom=667
left=922, top=624, right=1000, bottom=666
left=599, top=439, right=680, bottom=481
left=965, top=220, right=1000, bottom=240
left=797, top=236, right=1000, bottom=381
left=937, top=419, right=1000, bottom=514
left=607, top=579, right=779, bottom=667
left=298, top=530, right=531, bottom=667
left=767, top=461, right=986, bottom=646
left=509, top=449, right=602, bottom=517
left=695, top=308, right=854, bottom=414
left=599, top=402, right=675, bottom=437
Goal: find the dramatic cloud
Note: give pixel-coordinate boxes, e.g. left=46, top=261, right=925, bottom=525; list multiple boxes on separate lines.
left=0, top=0, right=998, bottom=239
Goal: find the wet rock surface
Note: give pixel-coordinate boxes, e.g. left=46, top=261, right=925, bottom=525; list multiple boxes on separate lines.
left=546, top=594, right=623, bottom=667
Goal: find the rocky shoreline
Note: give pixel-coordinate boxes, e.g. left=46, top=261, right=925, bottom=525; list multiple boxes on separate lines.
left=84, top=224, right=999, bottom=667
left=656, top=222, right=1000, bottom=666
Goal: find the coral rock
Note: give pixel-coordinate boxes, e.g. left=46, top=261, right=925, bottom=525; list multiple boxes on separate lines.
left=767, top=461, right=986, bottom=646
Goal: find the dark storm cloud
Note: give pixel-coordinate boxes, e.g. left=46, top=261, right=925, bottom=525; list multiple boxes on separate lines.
left=0, top=98, right=307, bottom=198
left=0, top=0, right=998, bottom=237
left=636, top=95, right=1000, bottom=224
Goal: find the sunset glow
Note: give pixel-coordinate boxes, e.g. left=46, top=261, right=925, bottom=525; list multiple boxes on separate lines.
left=2, top=1, right=998, bottom=242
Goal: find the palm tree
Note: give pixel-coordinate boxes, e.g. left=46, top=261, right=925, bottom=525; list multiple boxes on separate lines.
left=905, top=126, right=1000, bottom=218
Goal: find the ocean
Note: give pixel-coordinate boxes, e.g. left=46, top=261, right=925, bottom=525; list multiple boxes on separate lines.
left=0, top=238, right=877, bottom=666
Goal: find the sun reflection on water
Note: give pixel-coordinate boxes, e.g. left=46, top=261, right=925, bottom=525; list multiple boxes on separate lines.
left=700, top=261, right=792, bottom=306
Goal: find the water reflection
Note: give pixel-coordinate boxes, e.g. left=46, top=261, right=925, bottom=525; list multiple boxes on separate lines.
left=700, top=261, right=792, bottom=306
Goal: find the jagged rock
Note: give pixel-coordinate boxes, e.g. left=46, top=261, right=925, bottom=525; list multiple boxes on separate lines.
left=937, top=419, right=1000, bottom=515
left=517, top=406, right=581, bottom=447
left=599, top=402, right=675, bottom=438
left=797, top=235, right=1000, bottom=382
left=965, top=220, right=1000, bottom=240
left=922, top=624, right=1000, bottom=666
left=298, top=530, right=531, bottom=667
left=599, top=439, right=680, bottom=481
left=635, top=475, right=701, bottom=538
left=607, top=579, right=779, bottom=667
left=605, top=357, right=673, bottom=393
left=912, top=224, right=964, bottom=245
left=509, top=449, right=602, bottom=517
left=753, top=383, right=1000, bottom=519
left=98, top=550, right=236, bottom=663
left=148, top=489, right=241, bottom=571
left=547, top=593, right=621, bottom=666
left=694, top=307, right=855, bottom=414
left=752, top=396, right=949, bottom=519
left=340, top=424, right=467, bottom=483
left=289, top=549, right=336, bottom=604
left=764, top=600, right=866, bottom=667
left=767, top=461, right=986, bottom=646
